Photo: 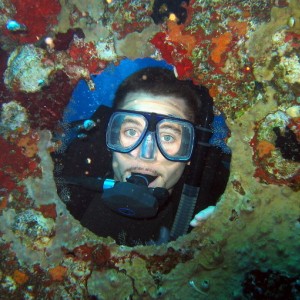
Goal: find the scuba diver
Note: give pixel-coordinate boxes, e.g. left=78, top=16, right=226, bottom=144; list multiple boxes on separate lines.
left=52, top=59, right=231, bottom=246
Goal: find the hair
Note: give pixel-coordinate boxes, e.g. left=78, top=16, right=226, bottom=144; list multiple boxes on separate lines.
left=112, top=67, right=213, bottom=126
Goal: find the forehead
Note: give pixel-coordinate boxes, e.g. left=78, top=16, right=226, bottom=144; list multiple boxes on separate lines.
left=118, top=92, right=190, bottom=119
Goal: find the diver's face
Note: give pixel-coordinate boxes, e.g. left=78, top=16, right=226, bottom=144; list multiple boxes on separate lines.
left=112, top=92, right=191, bottom=191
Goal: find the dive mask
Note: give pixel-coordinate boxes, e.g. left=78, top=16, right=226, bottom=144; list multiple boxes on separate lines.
left=106, top=110, right=195, bottom=162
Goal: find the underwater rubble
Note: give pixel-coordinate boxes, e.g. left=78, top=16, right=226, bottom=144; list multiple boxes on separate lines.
left=0, top=0, right=299, bottom=299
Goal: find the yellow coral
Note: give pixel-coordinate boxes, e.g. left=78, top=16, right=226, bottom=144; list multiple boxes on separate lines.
left=16, top=131, right=39, bottom=158
left=49, top=266, right=67, bottom=281
left=257, top=140, right=276, bottom=158
left=211, top=32, right=232, bottom=65
left=167, top=20, right=196, bottom=56
left=13, top=270, right=29, bottom=285
left=228, top=20, right=248, bottom=36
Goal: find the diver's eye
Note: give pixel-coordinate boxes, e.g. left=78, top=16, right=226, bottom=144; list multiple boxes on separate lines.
left=125, top=128, right=139, bottom=138
left=161, top=134, right=175, bottom=143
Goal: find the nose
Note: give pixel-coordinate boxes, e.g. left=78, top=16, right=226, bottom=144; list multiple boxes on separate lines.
left=139, top=131, right=157, bottom=160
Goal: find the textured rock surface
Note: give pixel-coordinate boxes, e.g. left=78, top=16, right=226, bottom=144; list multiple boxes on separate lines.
left=0, top=0, right=299, bottom=299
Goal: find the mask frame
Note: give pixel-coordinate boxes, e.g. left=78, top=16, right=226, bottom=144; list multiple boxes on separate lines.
left=106, top=109, right=196, bottom=162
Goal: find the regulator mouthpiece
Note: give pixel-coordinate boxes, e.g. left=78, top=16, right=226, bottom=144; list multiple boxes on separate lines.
left=127, top=173, right=157, bottom=186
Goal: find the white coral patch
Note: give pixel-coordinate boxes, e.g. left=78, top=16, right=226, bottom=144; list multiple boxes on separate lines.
left=96, top=41, right=117, bottom=61
left=280, top=54, right=300, bottom=84
left=4, top=44, right=55, bottom=93
left=0, top=101, right=29, bottom=134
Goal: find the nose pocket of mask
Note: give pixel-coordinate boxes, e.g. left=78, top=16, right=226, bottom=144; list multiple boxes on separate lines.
left=140, top=131, right=156, bottom=160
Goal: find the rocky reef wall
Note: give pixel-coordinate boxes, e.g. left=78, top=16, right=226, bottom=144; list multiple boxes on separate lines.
left=0, top=0, right=299, bottom=299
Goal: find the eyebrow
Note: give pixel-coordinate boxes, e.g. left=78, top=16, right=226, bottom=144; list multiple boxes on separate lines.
left=122, top=117, right=144, bottom=127
left=159, top=124, right=182, bottom=134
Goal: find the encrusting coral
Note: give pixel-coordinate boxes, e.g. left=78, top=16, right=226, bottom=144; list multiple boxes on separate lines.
left=0, top=0, right=299, bottom=299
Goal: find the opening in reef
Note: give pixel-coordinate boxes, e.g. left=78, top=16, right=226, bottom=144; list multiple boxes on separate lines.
left=51, top=58, right=231, bottom=247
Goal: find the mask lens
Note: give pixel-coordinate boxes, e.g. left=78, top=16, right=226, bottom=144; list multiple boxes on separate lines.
left=157, top=119, right=194, bottom=161
left=106, top=112, right=147, bottom=152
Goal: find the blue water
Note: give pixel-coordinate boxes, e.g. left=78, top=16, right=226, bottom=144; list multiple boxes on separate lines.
left=63, top=58, right=173, bottom=123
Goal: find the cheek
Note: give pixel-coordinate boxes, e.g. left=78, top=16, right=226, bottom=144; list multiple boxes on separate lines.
left=164, top=162, right=186, bottom=189
left=112, top=153, right=126, bottom=180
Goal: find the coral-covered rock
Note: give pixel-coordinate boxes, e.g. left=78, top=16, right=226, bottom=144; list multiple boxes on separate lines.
left=251, top=110, right=300, bottom=189
left=4, top=45, right=55, bottom=93
left=0, top=1, right=300, bottom=299
left=12, top=209, right=55, bottom=242
left=0, top=101, right=30, bottom=137
left=87, top=269, right=133, bottom=299
left=5, top=0, right=61, bottom=44
left=5, top=71, right=74, bottom=130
